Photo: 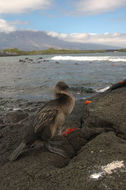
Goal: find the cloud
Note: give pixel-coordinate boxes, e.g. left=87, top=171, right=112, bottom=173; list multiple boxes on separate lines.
left=0, top=0, right=126, bottom=16
left=0, top=19, right=29, bottom=32
left=74, top=0, right=126, bottom=15
left=0, top=19, right=16, bottom=32
left=10, top=20, right=28, bottom=25
left=46, top=31, right=126, bottom=47
left=0, top=0, right=52, bottom=14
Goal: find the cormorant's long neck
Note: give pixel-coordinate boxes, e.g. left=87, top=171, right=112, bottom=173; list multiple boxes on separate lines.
left=56, top=91, right=75, bottom=116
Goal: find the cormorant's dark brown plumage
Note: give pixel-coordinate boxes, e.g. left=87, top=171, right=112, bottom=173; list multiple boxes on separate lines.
left=9, top=81, right=75, bottom=161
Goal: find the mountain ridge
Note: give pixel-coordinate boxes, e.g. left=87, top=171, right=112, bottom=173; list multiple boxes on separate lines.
left=0, top=30, right=120, bottom=50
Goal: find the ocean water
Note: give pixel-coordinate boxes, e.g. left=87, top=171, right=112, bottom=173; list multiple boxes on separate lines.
left=0, top=52, right=126, bottom=101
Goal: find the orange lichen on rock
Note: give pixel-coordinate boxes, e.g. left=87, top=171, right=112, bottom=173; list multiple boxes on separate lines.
left=62, top=128, right=78, bottom=136
left=84, top=100, right=92, bottom=105
left=119, top=81, right=124, bottom=84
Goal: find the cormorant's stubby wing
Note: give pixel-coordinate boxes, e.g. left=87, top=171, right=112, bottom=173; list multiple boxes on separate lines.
left=33, top=101, right=59, bottom=133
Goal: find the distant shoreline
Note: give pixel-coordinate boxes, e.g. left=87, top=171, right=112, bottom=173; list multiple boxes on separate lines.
left=0, top=48, right=126, bottom=57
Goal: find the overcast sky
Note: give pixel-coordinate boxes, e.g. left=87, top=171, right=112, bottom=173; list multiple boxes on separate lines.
left=0, top=0, right=126, bottom=47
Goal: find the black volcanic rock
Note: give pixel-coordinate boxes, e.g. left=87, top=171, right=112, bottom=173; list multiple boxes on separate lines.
left=0, top=83, right=126, bottom=190
left=81, top=86, right=126, bottom=139
left=5, top=110, right=28, bottom=123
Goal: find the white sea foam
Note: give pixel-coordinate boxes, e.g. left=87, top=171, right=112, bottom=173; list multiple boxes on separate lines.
left=95, top=86, right=110, bottom=93
left=51, top=56, right=126, bottom=62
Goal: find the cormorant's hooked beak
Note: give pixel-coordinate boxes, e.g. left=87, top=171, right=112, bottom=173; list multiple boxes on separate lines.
left=60, top=87, right=73, bottom=96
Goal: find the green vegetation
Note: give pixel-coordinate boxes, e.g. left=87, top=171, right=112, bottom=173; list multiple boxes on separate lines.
left=0, top=47, right=126, bottom=56
left=2, top=48, right=28, bottom=55
left=118, top=48, right=126, bottom=52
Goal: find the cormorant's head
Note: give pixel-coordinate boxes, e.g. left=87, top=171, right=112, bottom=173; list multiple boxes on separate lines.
left=56, top=81, right=69, bottom=91
left=54, top=81, right=70, bottom=98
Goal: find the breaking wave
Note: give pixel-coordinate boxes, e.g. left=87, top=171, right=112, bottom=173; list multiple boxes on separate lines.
left=95, top=86, right=110, bottom=93
left=51, top=56, right=126, bottom=62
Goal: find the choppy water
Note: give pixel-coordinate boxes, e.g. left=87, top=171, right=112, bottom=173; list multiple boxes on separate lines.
left=0, top=52, right=126, bottom=101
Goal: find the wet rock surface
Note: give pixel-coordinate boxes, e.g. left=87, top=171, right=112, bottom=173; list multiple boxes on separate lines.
left=18, top=57, right=53, bottom=64
left=0, top=84, right=126, bottom=190
left=5, top=110, right=28, bottom=123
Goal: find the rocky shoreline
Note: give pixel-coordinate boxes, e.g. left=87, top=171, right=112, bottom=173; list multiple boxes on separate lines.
left=0, top=81, right=126, bottom=190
